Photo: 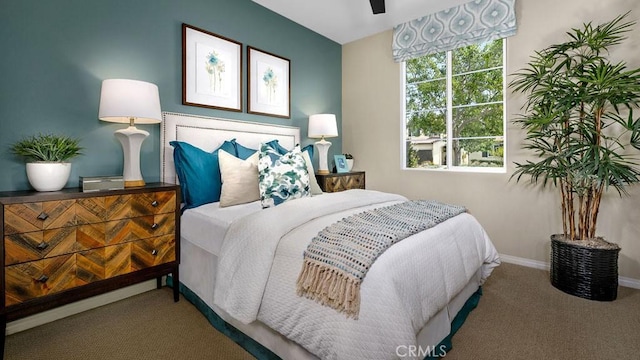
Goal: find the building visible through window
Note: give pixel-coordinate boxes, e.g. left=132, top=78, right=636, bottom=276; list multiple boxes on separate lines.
left=404, top=39, right=506, bottom=171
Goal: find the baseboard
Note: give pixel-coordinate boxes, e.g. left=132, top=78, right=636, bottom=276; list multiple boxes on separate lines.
left=499, top=253, right=640, bottom=290
left=6, top=280, right=157, bottom=335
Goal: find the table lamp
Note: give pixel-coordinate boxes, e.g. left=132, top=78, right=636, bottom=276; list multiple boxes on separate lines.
left=98, top=79, right=162, bottom=187
left=308, top=114, right=338, bottom=174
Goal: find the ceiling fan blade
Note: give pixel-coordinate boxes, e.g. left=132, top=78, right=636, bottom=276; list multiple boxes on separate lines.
left=369, top=0, right=385, bottom=14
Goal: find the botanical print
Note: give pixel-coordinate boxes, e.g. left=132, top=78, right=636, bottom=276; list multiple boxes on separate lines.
left=247, top=46, right=289, bottom=117
left=257, top=60, right=284, bottom=106
left=196, top=42, right=231, bottom=98
left=183, top=24, right=241, bottom=111
left=205, top=50, right=225, bottom=93
left=262, top=67, right=278, bottom=103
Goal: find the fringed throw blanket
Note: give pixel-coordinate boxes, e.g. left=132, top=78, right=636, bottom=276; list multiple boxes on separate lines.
left=296, top=200, right=466, bottom=319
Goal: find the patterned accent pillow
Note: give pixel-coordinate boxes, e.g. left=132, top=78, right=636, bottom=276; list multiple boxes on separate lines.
left=258, top=144, right=310, bottom=208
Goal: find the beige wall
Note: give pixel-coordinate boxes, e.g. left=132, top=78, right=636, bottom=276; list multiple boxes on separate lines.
left=342, top=0, right=640, bottom=280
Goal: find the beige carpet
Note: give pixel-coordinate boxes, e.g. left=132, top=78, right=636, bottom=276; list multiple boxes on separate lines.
left=5, top=263, right=640, bottom=359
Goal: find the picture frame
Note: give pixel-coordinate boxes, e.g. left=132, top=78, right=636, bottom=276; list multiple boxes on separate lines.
left=247, top=46, right=290, bottom=118
left=334, top=154, right=349, bottom=173
left=182, top=24, right=242, bottom=112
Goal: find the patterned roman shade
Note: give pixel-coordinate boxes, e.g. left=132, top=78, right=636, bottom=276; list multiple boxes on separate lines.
left=392, top=0, right=517, bottom=62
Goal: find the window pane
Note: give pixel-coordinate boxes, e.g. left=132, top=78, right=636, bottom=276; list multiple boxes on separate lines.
left=406, top=79, right=446, bottom=111
left=452, top=40, right=502, bottom=75
left=406, top=109, right=446, bottom=137
left=452, top=68, right=503, bottom=105
left=406, top=52, right=446, bottom=83
left=451, top=138, right=504, bottom=167
left=406, top=109, right=447, bottom=168
left=406, top=136, right=447, bottom=169
left=403, top=39, right=505, bottom=171
left=452, top=103, right=503, bottom=137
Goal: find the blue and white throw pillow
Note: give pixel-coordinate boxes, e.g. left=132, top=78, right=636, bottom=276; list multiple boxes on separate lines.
left=258, top=143, right=310, bottom=208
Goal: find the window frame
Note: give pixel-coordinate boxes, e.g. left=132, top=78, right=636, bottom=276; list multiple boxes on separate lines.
left=400, top=40, right=507, bottom=174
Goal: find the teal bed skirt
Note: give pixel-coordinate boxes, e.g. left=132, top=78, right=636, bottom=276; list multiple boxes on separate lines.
left=167, top=276, right=482, bottom=359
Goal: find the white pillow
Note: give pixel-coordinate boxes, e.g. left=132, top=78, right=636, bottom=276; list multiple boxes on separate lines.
left=218, top=149, right=260, bottom=207
left=301, top=151, right=323, bottom=195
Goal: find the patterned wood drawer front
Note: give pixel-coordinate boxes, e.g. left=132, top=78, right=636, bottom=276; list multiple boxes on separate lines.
left=316, top=172, right=366, bottom=193
left=132, top=235, right=176, bottom=270
left=105, top=213, right=175, bottom=245
left=5, top=234, right=176, bottom=306
left=76, top=222, right=107, bottom=250
left=105, top=242, right=133, bottom=279
left=4, top=227, right=77, bottom=265
left=131, top=191, right=176, bottom=217
left=104, top=194, right=132, bottom=221
left=104, top=234, right=175, bottom=278
left=5, top=254, right=76, bottom=306
left=4, top=200, right=76, bottom=235
left=75, top=248, right=105, bottom=285
left=77, top=193, right=175, bottom=223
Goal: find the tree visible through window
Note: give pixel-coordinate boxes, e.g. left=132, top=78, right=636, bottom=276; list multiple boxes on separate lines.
left=404, top=39, right=505, bottom=170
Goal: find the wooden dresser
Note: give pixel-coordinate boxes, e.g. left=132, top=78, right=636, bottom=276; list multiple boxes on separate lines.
left=0, top=183, right=180, bottom=353
left=315, top=171, right=366, bottom=193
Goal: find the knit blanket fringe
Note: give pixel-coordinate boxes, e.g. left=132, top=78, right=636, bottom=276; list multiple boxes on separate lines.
left=296, top=200, right=466, bottom=319
left=296, top=258, right=361, bottom=319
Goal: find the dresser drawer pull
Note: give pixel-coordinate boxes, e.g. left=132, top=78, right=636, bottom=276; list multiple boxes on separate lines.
left=36, top=275, right=49, bottom=283
left=151, top=223, right=159, bottom=230
left=151, top=249, right=158, bottom=256
left=37, top=212, right=49, bottom=221
left=36, top=242, right=49, bottom=250
left=151, top=200, right=159, bottom=207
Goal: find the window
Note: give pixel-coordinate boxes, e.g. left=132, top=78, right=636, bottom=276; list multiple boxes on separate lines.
left=403, top=39, right=506, bottom=172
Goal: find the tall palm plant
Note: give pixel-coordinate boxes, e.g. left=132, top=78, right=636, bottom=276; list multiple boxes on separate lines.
left=510, top=12, right=640, bottom=241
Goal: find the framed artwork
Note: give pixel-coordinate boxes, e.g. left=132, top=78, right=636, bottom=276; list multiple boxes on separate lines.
left=334, top=154, right=349, bottom=173
left=247, top=46, right=290, bottom=118
left=182, top=24, right=242, bottom=112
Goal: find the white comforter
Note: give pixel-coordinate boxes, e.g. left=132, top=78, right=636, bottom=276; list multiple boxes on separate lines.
left=214, top=190, right=500, bottom=359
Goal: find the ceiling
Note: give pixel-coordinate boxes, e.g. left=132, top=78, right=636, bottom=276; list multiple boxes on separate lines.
left=252, top=0, right=470, bottom=45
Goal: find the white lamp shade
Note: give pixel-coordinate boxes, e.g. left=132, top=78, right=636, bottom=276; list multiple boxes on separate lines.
left=98, top=79, right=162, bottom=124
left=308, top=114, right=338, bottom=138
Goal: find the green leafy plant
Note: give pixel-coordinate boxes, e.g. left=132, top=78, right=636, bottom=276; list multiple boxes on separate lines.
left=509, top=13, right=640, bottom=241
left=11, top=133, right=83, bottom=162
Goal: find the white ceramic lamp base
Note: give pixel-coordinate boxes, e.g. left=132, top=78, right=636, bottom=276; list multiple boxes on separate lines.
left=114, top=126, right=149, bottom=187
left=314, top=139, right=332, bottom=175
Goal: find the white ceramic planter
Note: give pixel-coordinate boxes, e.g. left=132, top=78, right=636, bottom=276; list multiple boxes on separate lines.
left=26, top=162, right=72, bottom=191
left=346, top=159, right=354, bottom=172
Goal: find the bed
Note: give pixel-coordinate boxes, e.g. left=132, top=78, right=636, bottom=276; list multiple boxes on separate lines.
left=160, top=112, right=500, bottom=359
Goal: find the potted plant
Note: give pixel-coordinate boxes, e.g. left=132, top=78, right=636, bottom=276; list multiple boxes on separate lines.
left=11, top=133, right=83, bottom=191
left=509, top=13, right=640, bottom=301
left=344, top=153, right=354, bottom=172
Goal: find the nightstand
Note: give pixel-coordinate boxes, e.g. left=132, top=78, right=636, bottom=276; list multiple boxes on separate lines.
left=315, top=171, right=365, bottom=193
left=0, top=183, right=180, bottom=354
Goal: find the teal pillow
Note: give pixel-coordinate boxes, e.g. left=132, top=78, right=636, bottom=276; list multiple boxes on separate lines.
left=301, top=144, right=314, bottom=160
left=235, top=141, right=257, bottom=160
left=265, top=139, right=288, bottom=155
left=170, top=140, right=236, bottom=209
left=258, top=144, right=310, bottom=208
left=264, top=139, right=314, bottom=160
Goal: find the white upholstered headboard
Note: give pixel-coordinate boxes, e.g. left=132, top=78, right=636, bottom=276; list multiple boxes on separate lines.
left=160, top=112, right=300, bottom=184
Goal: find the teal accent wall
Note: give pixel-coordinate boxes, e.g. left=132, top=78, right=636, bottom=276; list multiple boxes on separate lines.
left=0, top=0, right=341, bottom=191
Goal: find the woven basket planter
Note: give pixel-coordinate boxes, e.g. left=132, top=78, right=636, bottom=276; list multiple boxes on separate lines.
left=550, top=235, right=621, bottom=301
